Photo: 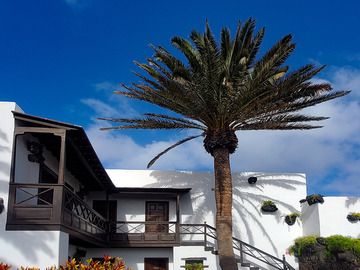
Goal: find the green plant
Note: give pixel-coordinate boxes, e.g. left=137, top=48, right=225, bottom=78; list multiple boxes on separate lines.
left=185, top=263, right=205, bottom=270
left=289, top=235, right=360, bottom=259
left=347, top=212, right=360, bottom=222
left=349, top=212, right=360, bottom=218
left=262, top=200, right=276, bottom=207
left=306, top=194, right=324, bottom=205
left=326, top=235, right=360, bottom=258
left=288, top=212, right=301, bottom=218
left=285, top=212, right=301, bottom=225
left=289, top=235, right=317, bottom=256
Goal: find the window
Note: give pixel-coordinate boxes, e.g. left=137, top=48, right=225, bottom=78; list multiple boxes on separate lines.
left=185, top=260, right=203, bottom=269
left=181, top=258, right=207, bottom=269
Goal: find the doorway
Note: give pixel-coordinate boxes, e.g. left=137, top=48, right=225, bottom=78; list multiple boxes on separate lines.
left=145, top=201, right=169, bottom=233
left=144, top=258, right=168, bottom=270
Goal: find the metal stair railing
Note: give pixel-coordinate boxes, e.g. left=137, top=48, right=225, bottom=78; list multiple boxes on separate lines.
left=180, top=223, right=295, bottom=270
left=233, top=236, right=295, bottom=270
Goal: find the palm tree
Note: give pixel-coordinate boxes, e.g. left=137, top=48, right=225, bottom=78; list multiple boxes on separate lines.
left=100, top=19, right=349, bottom=270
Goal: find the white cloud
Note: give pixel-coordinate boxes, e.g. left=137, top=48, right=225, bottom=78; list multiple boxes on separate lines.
left=94, top=81, right=118, bottom=92
left=86, top=123, right=210, bottom=170
left=81, top=99, right=119, bottom=117
left=84, top=67, right=360, bottom=195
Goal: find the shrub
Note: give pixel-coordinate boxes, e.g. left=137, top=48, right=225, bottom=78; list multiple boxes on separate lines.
left=0, top=257, right=129, bottom=270
left=0, top=263, right=11, bottom=270
left=289, top=235, right=317, bottom=257
left=326, top=235, right=360, bottom=258
left=289, top=235, right=360, bottom=259
left=60, top=256, right=129, bottom=270
left=185, top=263, right=204, bottom=270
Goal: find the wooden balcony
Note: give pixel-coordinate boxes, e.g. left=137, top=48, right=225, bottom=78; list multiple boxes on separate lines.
left=6, top=183, right=182, bottom=247
left=6, top=183, right=108, bottom=246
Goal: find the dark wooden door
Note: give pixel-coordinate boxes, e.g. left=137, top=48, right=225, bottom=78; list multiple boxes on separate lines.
left=145, top=201, right=169, bottom=233
left=144, top=258, right=168, bottom=270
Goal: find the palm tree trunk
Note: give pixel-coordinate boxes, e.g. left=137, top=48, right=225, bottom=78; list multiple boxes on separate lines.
left=213, top=147, right=238, bottom=270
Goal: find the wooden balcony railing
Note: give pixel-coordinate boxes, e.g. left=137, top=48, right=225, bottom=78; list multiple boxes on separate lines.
left=109, top=221, right=179, bottom=247
left=7, top=183, right=107, bottom=243
left=62, top=186, right=107, bottom=241
left=7, top=183, right=63, bottom=226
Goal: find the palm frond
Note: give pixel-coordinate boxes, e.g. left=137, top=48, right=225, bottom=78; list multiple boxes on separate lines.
left=99, top=116, right=205, bottom=131
left=147, top=134, right=204, bottom=168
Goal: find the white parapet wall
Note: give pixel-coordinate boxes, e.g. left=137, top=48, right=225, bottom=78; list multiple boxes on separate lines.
left=0, top=102, right=69, bottom=269
left=302, top=196, right=360, bottom=238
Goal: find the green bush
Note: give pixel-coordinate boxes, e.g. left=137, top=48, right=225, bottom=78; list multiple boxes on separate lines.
left=184, top=263, right=204, bottom=270
left=289, top=235, right=317, bottom=257
left=289, top=235, right=360, bottom=259
left=326, top=235, right=360, bottom=258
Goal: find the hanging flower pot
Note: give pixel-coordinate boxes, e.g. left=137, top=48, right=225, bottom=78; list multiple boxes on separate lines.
left=346, top=213, right=360, bottom=222
left=261, top=200, right=278, bottom=212
left=285, top=212, right=300, bottom=225
left=305, top=194, right=324, bottom=206
left=248, top=176, right=257, bottom=184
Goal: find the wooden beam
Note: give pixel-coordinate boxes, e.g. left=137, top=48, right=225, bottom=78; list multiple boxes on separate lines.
left=67, top=137, right=106, bottom=190
left=58, top=133, right=66, bottom=184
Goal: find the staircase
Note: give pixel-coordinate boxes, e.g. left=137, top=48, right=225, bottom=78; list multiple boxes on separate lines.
left=180, top=223, right=295, bottom=270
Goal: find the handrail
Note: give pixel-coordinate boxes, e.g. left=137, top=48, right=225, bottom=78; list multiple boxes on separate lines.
left=63, top=186, right=107, bottom=233
left=112, top=221, right=178, bottom=234
left=179, top=223, right=295, bottom=270
left=115, top=221, right=177, bottom=224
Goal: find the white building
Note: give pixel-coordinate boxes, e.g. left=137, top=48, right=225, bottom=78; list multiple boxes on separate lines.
left=0, top=101, right=359, bottom=270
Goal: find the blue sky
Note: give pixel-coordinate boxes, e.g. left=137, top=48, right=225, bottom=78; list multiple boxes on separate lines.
left=1, top=0, right=360, bottom=195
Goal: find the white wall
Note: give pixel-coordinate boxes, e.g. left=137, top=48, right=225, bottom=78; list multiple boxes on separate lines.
left=85, top=248, right=173, bottom=270
left=0, top=102, right=69, bottom=268
left=173, top=245, right=219, bottom=270
left=107, top=170, right=307, bottom=269
left=302, top=196, right=360, bottom=238
left=14, top=133, right=81, bottom=192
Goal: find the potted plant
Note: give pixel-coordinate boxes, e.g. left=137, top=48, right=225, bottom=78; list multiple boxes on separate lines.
left=346, top=212, right=360, bottom=222
left=285, top=212, right=301, bottom=225
left=248, top=176, right=257, bottom=184
left=300, top=194, right=324, bottom=206
left=261, top=200, right=278, bottom=212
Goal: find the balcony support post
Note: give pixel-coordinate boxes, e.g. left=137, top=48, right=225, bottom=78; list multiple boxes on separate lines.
left=176, top=194, right=180, bottom=242
left=58, top=132, right=66, bottom=185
